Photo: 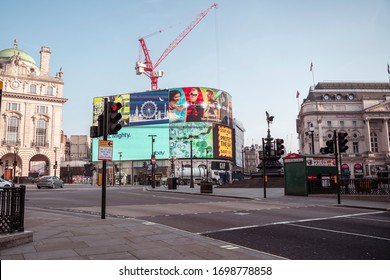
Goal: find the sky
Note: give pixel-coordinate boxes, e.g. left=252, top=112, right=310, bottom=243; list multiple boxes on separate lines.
left=2, top=0, right=390, bottom=153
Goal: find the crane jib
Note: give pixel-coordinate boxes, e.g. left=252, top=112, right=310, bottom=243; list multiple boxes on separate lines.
left=136, top=3, right=218, bottom=90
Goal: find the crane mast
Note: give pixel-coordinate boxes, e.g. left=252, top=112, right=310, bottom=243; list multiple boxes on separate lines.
left=135, top=3, right=217, bottom=90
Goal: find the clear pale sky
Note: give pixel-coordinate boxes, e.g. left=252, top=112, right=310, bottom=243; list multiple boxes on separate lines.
left=2, top=0, right=390, bottom=153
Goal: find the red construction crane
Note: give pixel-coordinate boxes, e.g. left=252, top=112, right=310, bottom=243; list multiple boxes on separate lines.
left=135, top=3, right=217, bottom=90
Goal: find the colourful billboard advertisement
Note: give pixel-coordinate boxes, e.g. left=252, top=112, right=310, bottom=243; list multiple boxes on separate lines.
left=91, top=87, right=233, bottom=161
left=168, top=87, right=233, bottom=126
left=128, top=90, right=169, bottom=127
left=213, top=124, right=234, bottom=159
left=169, top=123, right=214, bottom=159
left=91, top=124, right=169, bottom=161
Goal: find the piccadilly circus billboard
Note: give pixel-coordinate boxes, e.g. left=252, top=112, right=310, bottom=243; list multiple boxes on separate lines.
left=91, top=87, right=233, bottom=161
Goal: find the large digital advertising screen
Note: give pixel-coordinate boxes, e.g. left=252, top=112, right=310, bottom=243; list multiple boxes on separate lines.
left=91, top=87, right=233, bottom=161
left=168, top=87, right=233, bottom=126
left=213, top=124, right=234, bottom=159
left=169, top=123, right=214, bottom=159
left=128, top=90, right=169, bottom=127
left=91, top=124, right=169, bottom=161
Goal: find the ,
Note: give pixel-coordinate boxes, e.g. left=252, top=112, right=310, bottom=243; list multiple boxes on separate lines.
left=36, top=176, right=64, bottom=189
